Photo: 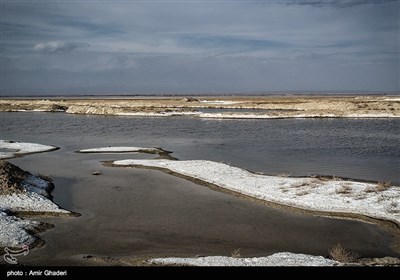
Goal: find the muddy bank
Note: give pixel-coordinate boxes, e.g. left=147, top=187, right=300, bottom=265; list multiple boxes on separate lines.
left=77, top=146, right=177, bottom=160
left=0, top=95, right=399, bottom=118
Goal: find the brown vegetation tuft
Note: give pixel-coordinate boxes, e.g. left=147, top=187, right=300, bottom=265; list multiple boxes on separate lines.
left=0, top=160, right=26, bottom=195
left=231, top=248, right=241, bottom=258
left=336, top=185, right=352, bottom=194
left=376, top=181, right=391, bottom=191
left=329, top=243, right=359, bottom=263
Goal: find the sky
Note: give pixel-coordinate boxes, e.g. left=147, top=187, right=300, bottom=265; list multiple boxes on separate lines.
left=0, top=0, right=399, bottom=95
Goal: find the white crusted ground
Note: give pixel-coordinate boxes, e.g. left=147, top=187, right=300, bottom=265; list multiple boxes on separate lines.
left=78, top=146, right=162, bottom=153
left=149, top=252, right=339, bottom=266
left=0, top=140, right=57, bottom=159
left=200, top=100, right=243, bottom=105
left=0, top=212, right=40, bottom=247
left=115, top=111, right=400, bottom=119
left=113, top=159, right=400, bottom=225
left=0, top=164, right=70, bottom=247
left=116, top=111, right=200, bottom=117
left=0, top=192, right=69, bottom=214
left=198, top=113, right=400, bottom=119
left=0, top=171, right=69, bottom=214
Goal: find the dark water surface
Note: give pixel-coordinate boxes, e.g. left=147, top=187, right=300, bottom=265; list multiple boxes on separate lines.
left=0, top=112, right=399, bottom=265
left=1, top=112, right=399, bottom=183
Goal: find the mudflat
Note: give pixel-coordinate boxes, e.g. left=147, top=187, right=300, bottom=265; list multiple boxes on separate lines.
left=7, top=151, right=400, bottom=266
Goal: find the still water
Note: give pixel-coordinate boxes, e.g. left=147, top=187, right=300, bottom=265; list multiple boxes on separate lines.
left=1, top=112, right=399, bottom=184
left=0, top=112, right=399, bottom=264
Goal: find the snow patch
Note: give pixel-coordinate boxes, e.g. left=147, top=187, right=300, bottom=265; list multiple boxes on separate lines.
left=0, top=171, right=68, bottom=213
left=149, top=252, right=339, bottom=266
left=116, top=111, right=200, bottom=117
left=0, top=162, right=70, bottom=248
left=0, top=192, right=69, bottom=214
left=113, top=160, right=400, bottom=225
left=0, top=212, right=40, bottom=247
left=200, top=100, right=242, bottom=105
left=0, top=140, right=58, bottom=159
left=78, top=147, right=162, bottom=153
left=345, top=113, right=400, bottom=118
left=198, top=113, right=399, bottom=119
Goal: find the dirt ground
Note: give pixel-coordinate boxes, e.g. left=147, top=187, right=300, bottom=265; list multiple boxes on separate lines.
left=0, top=95, right=399, bottom=118
left=0, top=160, right=29, bottom=195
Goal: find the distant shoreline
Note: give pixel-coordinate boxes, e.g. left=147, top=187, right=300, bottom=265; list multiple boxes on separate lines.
left=1, top=92, right=399, bottom=99
left=1, top=95, right=399, bottom=119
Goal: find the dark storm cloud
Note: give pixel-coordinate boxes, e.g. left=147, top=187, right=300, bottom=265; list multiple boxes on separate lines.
left=0, top=0, right=398, bottom=95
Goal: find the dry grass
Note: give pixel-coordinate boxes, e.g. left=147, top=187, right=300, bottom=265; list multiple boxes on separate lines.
left=365, top=181, right=391, bottom=193
left=377, top=181, right=391, bottom=191
left=37, top=173, right=53, bottom=182
left=332, top=176, right=343, bottom=181
left=336, top=185, right=352, bottom=194
left=231, top=248, right=241, bottom=258
left=317, top=176, right=332, bottom=182
left=329, top=243, right=359, bottom=263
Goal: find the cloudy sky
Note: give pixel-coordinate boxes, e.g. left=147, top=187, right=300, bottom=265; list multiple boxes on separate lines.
left=1, top=0, right=399, bottom=95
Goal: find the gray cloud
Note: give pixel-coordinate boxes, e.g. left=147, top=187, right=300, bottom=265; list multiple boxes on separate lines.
left=287, top=0, right=398, bottom=8
left=33, top=41, right=89, bottom=53
left=1, top=1, right=398, bottom=95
